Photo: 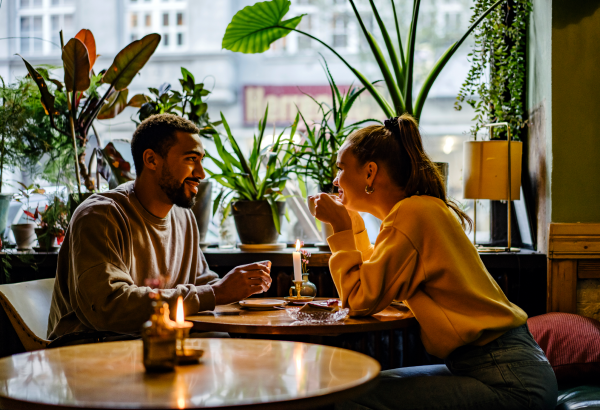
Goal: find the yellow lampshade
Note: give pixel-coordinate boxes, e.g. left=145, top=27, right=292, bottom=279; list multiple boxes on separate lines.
left=463, top=141, right=522, bottom=201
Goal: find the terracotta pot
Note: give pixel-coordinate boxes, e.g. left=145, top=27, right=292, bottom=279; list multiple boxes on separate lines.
left=11, top=223, right=36, bottom=250
left=231, top=200, right=285, bottom=244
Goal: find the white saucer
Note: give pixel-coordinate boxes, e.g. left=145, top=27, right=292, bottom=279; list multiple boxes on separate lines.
left=238, top=243, right=286, bottom=252
left=239, top=299, right=286, bottom=310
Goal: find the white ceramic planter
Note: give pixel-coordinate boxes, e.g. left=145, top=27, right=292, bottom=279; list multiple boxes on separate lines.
left=12, top=223, right=36, bottom=250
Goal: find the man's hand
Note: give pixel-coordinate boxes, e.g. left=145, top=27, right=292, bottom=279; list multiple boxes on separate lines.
left=211, top=261, right=272, bottom=305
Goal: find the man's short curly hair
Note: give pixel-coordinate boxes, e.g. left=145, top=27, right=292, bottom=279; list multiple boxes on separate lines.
left=131, top=114, right=199, bottom=175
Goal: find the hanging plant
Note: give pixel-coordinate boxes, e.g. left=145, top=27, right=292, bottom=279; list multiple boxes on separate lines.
left=455, top=0, right=532, bottom=140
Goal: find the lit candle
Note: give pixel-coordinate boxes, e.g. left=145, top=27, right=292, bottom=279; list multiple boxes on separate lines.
left=174, top=296, right=193, bottom=357
left=176, top=296, right=185, bottom=326
left=293, top=239, right=302, bottom=282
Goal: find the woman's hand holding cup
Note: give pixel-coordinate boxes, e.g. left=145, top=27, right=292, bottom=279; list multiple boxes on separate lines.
left=308, top=193, right=353, bottom=234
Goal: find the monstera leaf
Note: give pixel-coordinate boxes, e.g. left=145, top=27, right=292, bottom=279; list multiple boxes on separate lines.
left=222, top=0, right=304, bottom=53
left=102, top=33, right=161, bottom=91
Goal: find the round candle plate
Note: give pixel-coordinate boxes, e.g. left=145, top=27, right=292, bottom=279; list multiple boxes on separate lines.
left=239, top=299, right=287, bottom=310
left=284, top=295, right=315, bottom=302
left=238, top=243, right=286, bottom=252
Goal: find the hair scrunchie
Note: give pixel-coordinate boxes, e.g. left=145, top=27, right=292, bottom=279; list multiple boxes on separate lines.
left=384, top=117, right=399, bottom=132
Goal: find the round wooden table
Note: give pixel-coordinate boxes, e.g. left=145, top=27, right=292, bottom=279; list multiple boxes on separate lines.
left=0, top=339, right=381, bottom=410
left=188, top=299, right=416, bottom=335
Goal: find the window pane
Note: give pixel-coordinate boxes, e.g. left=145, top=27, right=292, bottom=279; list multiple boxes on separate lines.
left=33, top=16, right=43, bottom=32
left=163, top=33, right=169, bottom=46
left=131, top=33, right=138, bottom=42
left=163, top=13, right=169, bottom=26
left=20, top=0, right=29, bottom=9
left=64, top=0, right=75, bottom=4
left=51, top=15, right=60, bottom=31
left=33, top=0, right=42, bottom=7
left=63, top=14, right=73, bottom=30
left=52, top=0, right=60, bottom=5
left=177, top=13, right=183, bottom=26
left=21, top=38, right=29, bottom=54
left=21, top=16, right=30, bottom=33
left=177, top=32, right=183, bottom=46
left=145, top=14, right=151, bottom=27
left=131, top=13, right=138, bottom=27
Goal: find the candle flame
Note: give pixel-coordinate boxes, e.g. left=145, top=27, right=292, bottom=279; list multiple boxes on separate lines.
left=176, top=296, right=184, bottom=325
left=295, top=239, right=301, bottom=252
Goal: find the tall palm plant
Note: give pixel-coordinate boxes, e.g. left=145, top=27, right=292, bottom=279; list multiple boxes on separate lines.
left=222, top=0, right=503, bottom=121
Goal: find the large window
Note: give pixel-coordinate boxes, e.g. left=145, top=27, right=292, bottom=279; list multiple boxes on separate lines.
left=17, top=0, right=75, bottom=55
left=126, top=0, right=188, bottom=52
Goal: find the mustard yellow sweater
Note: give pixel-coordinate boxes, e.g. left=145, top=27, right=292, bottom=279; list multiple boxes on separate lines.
left=327, top=195, right=527, bottom=359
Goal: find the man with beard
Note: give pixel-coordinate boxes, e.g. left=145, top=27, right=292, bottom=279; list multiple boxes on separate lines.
left=47, top=114, right=271, bottom=342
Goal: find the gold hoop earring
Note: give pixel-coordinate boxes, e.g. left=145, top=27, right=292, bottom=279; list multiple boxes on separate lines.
left=365, top=185, right=374, bottom=194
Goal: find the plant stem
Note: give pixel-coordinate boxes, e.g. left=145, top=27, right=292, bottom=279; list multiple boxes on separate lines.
left=70, top=115, right=82, bottom=196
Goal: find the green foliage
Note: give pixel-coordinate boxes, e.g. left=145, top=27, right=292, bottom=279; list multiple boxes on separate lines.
left=455, top=0, right=532, bottom=140
left=0, top=78, right=62, bottom=191
left=206, top=109, right=299, bottom=234
left=133, top=67, right=221, bottom=138
left=20, top=30, right=160, bottom=193
left=293, top=61, right=380, bottom=191
left=223, top=0, right=503, bottom=121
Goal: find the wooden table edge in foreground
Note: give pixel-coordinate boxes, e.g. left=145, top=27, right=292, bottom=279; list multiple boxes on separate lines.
left=188, top=298, right=417, bottom=336
left=0, top=339, right=381, bottom=410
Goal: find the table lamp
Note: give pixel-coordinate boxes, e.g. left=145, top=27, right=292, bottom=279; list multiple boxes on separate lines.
left=462, top=122, right=522, bottom=252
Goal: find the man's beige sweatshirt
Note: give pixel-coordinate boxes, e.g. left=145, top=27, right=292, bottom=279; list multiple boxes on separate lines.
left=47, top=182, right=218, bottom=339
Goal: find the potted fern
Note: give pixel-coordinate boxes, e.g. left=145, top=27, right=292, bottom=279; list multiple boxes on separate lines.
left=207, top=109, right=299, bottom=245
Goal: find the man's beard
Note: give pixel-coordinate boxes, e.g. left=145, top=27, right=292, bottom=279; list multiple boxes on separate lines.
left=158, top=163, right=198, bottom=209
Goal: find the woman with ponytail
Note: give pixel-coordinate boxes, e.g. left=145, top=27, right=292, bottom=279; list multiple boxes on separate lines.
left=310, top=114, right=557, bottom=410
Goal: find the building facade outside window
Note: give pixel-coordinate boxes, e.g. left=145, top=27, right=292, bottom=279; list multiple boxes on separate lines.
left=126, top=0, right=187, bottom=52
left=17, top=0, right=75, bottom=55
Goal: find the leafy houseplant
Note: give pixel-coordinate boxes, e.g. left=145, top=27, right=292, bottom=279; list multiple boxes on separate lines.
left=455, top=0, right=531, bottom=140
left=293, top=63, right=378, bottom=194
left=222, top=0, right=504, bottom=121
left=20, top=29, right=161, bottom=197
left=26, top=196, right=69, bottom=251
left=206, top=109, right=299, bottom=244
left=12, top=183, right=46, bottom=250
left=134, top=67, right=221, bottom=138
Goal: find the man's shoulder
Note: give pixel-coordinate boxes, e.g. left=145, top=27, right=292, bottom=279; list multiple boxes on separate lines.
left=71, top=183, right=133, bottom=221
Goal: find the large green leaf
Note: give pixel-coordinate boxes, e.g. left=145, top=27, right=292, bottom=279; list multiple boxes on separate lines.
left=62, top=38, right=91, bottom=92
left=19, top=56, right=56, bottom=117
left=98, top=89, right=129, bottom=120
left=222, top=0, right=304, bottom=53
left=102, top=33, right=161, bottom=91
left=413, top=0, right=503, bottom=120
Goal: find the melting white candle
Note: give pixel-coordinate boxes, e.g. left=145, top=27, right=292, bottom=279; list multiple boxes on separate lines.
left=176, top=296, right=185, bottom=326
left=293, top=239, right=302, bottom=282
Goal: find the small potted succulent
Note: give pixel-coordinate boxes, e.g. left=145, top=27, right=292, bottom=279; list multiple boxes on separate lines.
left=26, top=196, right=68, bottom=252
left=12, top=183, right=45, bottom=250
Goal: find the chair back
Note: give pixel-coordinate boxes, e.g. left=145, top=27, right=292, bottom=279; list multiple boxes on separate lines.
left=0, top=278, right=54, bottom=351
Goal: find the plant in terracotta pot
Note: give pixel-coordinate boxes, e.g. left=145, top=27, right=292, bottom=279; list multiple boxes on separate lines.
left=207, top=109, right=299, bottom=244
left=26, top=196, right=68, bottom=252
left=12, top=183, right=45, bottom=250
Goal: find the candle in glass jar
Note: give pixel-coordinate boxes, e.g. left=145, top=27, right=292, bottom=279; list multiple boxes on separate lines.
left=293, top=239, right=302, bottom=282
